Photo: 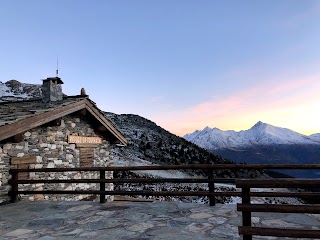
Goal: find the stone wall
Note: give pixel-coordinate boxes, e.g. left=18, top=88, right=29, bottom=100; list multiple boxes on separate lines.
left=0, top=114, right=114, bottom=204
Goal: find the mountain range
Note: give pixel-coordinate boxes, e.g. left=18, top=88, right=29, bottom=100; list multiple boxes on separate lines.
left=184, top=122, right=320, bottom=178
left=184, top=121, right=320, bottom=150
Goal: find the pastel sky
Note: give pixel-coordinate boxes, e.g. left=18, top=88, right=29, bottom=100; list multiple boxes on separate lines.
left=1, top=1, right=320, bottom=136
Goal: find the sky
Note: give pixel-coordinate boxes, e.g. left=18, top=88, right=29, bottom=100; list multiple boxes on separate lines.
left=1, top=1, right=320, bottom=136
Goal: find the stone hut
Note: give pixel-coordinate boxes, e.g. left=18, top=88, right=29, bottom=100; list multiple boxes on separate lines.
left=0, top=77, right=127, bottom=204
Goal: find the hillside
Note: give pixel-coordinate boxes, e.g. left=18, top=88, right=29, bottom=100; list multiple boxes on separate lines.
left=0, top=80, right=41, bottom=102
left=104, top=112, right=270, bottom=203
left=105, top=112, right=262, bottom=177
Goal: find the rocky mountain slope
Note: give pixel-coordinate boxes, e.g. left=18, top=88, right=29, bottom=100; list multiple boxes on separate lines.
left=0, top=80, right=41, bottom=102
left=105, top=112, right=262, bottom=177
left=104, top=112, right=271, bottom=203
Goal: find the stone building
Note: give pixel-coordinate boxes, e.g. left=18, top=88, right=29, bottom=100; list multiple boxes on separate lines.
left=0, top=77, right=127, bottom=204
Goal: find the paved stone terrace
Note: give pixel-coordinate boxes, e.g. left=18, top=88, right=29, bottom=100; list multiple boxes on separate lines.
left=0, top=201, right=320, bottom=240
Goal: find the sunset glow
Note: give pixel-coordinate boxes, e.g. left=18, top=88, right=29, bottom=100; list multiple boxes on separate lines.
left=1, top=1, right=320, bottom=137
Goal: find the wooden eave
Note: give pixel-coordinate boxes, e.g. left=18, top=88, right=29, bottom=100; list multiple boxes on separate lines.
left=0, top=98, right=127, bottom=146
left=84, top=99, right=127, bottom=145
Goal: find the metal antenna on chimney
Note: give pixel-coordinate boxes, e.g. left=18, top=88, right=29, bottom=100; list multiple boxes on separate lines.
left=56, top=54, right=59, bottom=77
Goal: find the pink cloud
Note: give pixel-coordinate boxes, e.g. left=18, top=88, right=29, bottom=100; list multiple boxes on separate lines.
left=152, top=74, right=320, bottom=136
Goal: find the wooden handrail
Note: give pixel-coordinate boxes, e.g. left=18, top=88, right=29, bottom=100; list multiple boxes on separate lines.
left=10, top=178, right=235, bottom=184
left=9, top=163, right=320, bottom=173
left=9, top=164, right=320, bottom=239
left=236, top=179, right=320, bottom=240
left=12, top=190, right=241, bottom=197
left=238, top=227, right=320, bottom=239
left=236, top=178, right=320, bottom=188
left=238, top=204, right=320, bottom=214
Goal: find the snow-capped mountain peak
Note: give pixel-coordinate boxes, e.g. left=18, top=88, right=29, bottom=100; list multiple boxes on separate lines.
left=184, top=121, right=320, bottom=150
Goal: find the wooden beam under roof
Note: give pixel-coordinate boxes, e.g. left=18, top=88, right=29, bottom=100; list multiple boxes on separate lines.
left=84, top=99, right=127, bottom=145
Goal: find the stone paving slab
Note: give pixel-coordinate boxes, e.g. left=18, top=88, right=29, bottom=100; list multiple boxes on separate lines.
left=0, top=201, right=319, bottom=239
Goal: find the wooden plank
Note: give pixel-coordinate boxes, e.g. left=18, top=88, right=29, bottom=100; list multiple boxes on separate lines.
left=18, top=163, right=29, bottom=180
left=11, top=156, right=37, bottom=165
left=237, top=204, right=320, bottom=214
left=0, top=100, right=85, bottom=141
left=9, top=164, right=320, bottom=173
left=238, top=226, right=320, bottom=238
left=15, top=190, right=240, bottom=197
left=15, top=178, right=230, bottom=184
left=252, top=192, right=320, bottom=198
left=236, top=179, right=320, bottom=188
left=84, top=99, right=127, bottom=145
left=68, top=135, right=102, bottom=144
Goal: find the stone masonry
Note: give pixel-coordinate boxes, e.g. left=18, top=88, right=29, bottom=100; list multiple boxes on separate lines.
left=0, top=114, right=113, bottom=204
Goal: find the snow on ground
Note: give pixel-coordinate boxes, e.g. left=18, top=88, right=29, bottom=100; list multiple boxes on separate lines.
left=113, top=155, right=303, bottom=205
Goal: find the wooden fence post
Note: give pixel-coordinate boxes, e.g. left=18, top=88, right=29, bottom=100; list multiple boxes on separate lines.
left=100, top=170, right=106, bottom=203
left=9, top=170, right=18, bottom=203
left=242, top=187, right=252, bottom=240
left=208, top=169, right=215, bottom=206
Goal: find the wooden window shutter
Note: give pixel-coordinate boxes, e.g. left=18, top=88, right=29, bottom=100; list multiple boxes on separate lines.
left=11, top=156, right=37, bottom=180
left=79, top=148, right=94, bottom=167
left=18, top=163, right=29, bottom=180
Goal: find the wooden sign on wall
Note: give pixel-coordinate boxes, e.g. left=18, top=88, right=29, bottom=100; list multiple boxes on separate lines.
left=68, top=135, right=102, bottom=144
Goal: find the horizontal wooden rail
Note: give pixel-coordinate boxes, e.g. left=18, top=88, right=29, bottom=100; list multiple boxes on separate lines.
left=236, top=178, right=320, bottom=188
left=236, top=179, right=320, bottom=240
left=239, top=227, right=320, bottom=238
left=252, top=191, right=320, bottom=198
left=12, top=190, right=241, bottom=197
left=9, top=163, right=320, bottom=173
left=9, top=163, right=320, bottom=240
left=11, top=178, right=235, bottom=184
left=238, top=204, right=320, bottom=214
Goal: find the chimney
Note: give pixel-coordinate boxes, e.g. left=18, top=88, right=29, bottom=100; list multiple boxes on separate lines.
left=41, top=77, right=64, bottom=102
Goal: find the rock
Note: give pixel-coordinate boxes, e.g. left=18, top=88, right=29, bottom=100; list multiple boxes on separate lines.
left=127, top=223, right=154, bottom=232
left=5, top=229, right=33, bottom=237
left=47, top=162, right=55, bottom=168
left=3, top=144, right=12, bottom=150
left=186, top=223, right=213, bottom=233
left=77, top=216, right=104, bottom=224
left=54, top=160, right=62, bottom=165
left=208, top=216, right=227, bottom=225
left=189, top=213, right=213, bottom=219
left=24, top=132, right=31, bottom=137
left=67, top=204, right=93, bottom=212
left=261, top=219, right=303, bottom=228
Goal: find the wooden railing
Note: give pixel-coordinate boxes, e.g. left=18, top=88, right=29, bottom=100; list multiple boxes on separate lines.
left=8, top=164, right=320, bottom=239
left=236, top=179, right=320, bottom=240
